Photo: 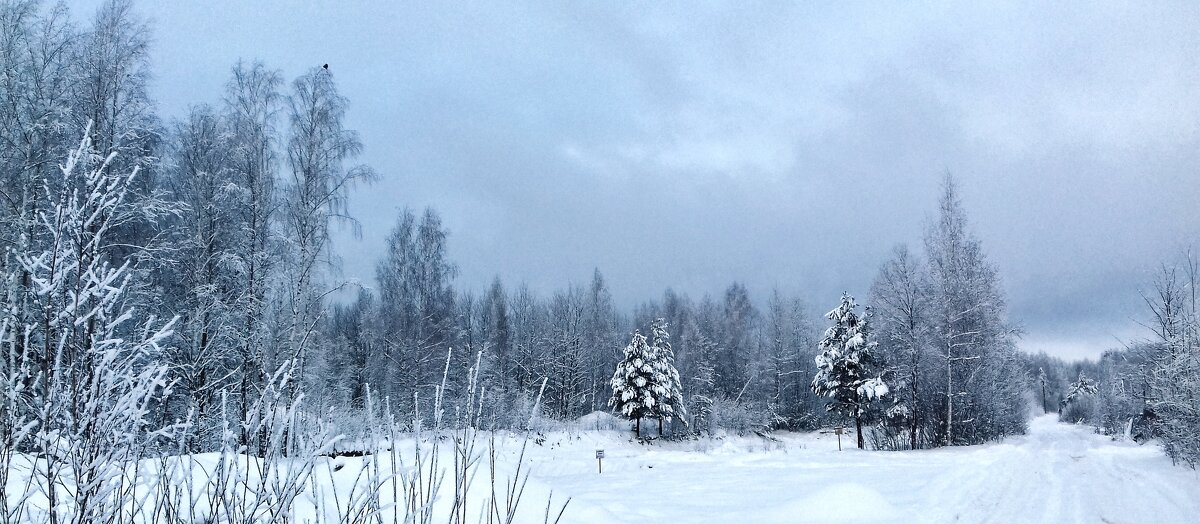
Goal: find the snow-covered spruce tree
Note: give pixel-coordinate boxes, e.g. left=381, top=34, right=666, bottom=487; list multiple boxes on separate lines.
left=649, top=319, right=687, bottom=436
left=610, top=331, right=657, bottom=438
left=1060, top=371, right=1099, bottom=422
left=812, top=293, right=888, bottom=449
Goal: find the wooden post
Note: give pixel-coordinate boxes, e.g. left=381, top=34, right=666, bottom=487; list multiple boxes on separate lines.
left=835, top=427, right=843, bottom=451
left=596, top=449, right=605, bottom=473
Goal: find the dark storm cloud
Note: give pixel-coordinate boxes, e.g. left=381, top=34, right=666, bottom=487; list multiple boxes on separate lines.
left=91, top=1, right=1198, bottom=360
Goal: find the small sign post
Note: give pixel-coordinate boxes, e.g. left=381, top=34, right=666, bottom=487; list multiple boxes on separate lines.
left=835, top=427, right=844, bottom=451
left=596, top=449, right=605, bottom=473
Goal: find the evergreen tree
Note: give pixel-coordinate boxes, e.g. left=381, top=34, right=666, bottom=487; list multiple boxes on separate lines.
left=649, top=319, right=687, bottom=436
left=610, top=331, right=656, bottom=437
left=812, top=293, right=888, bottom=449
left=1061, top=371, right=1099, bottom=410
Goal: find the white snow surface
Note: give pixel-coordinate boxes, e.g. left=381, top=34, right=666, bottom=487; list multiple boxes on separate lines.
left=8, top=415, right=1200, bottom=523
left=519, top=415, right=1200, bottom=523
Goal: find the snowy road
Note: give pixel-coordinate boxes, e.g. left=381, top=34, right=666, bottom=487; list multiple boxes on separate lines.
left=514, top=416, right=1200, bottom=523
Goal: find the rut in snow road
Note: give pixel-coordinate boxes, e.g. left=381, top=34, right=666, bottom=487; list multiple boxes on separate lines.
left=923, top=416, right=1200, bottom=523
left=523, top=415, right=1200, bottom=523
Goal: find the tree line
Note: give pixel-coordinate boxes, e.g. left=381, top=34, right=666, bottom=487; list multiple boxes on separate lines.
left=1, top=0, right=1035, bottom=458
left=1037, top=252, right=1200, bottom=468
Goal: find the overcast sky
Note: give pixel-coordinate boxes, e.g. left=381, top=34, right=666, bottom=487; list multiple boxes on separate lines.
left=90, top=1, right=1199, bottom=360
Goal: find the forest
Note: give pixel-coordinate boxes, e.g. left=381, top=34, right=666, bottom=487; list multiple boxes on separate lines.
left=2, top=1, right=1198, bottom=523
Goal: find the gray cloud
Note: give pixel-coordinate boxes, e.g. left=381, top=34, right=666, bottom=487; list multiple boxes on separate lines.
left=89, top=0, right=1199, bottom=360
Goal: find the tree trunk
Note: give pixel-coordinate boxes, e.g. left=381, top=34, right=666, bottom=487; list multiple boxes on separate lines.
left=946, top=350, right=954, bottom=446
left=658, top=418, right=663, bottom=437
left=635, top=417, right=641, bottom=439
left=855, top=414, right=864, bottom=449
left=910, top=346, right=920, bottom=450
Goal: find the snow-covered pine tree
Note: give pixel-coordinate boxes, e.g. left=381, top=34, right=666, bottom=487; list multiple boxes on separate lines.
left=1058, top=369, right=1102, bottom=424
left=610, top=331, right=657, bottom=437
left=649, top=319, right=687, bottom=436
left=1061, top=371, right=1099, bottom=410
left=812, top=293, right=888, bottom=449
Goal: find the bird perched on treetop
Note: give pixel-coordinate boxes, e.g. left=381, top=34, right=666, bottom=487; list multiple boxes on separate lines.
left=322, top=63, right=329, bottom=70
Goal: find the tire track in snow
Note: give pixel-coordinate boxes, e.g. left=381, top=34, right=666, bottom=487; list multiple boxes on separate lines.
left=922, top=416, right=1200, bottom=523
left=521, top=415, right=1200, bottom=523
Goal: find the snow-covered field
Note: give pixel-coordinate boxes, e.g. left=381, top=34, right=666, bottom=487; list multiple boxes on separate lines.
left=507, top=415, right=1200, bottom=523
left=8, top=415, right=1199, bottom=523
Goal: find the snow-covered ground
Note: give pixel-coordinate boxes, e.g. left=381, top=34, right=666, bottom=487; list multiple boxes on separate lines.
left=8, top=415, right=1199, bottom=523
left=510, top=415, right=1200, bottom=523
